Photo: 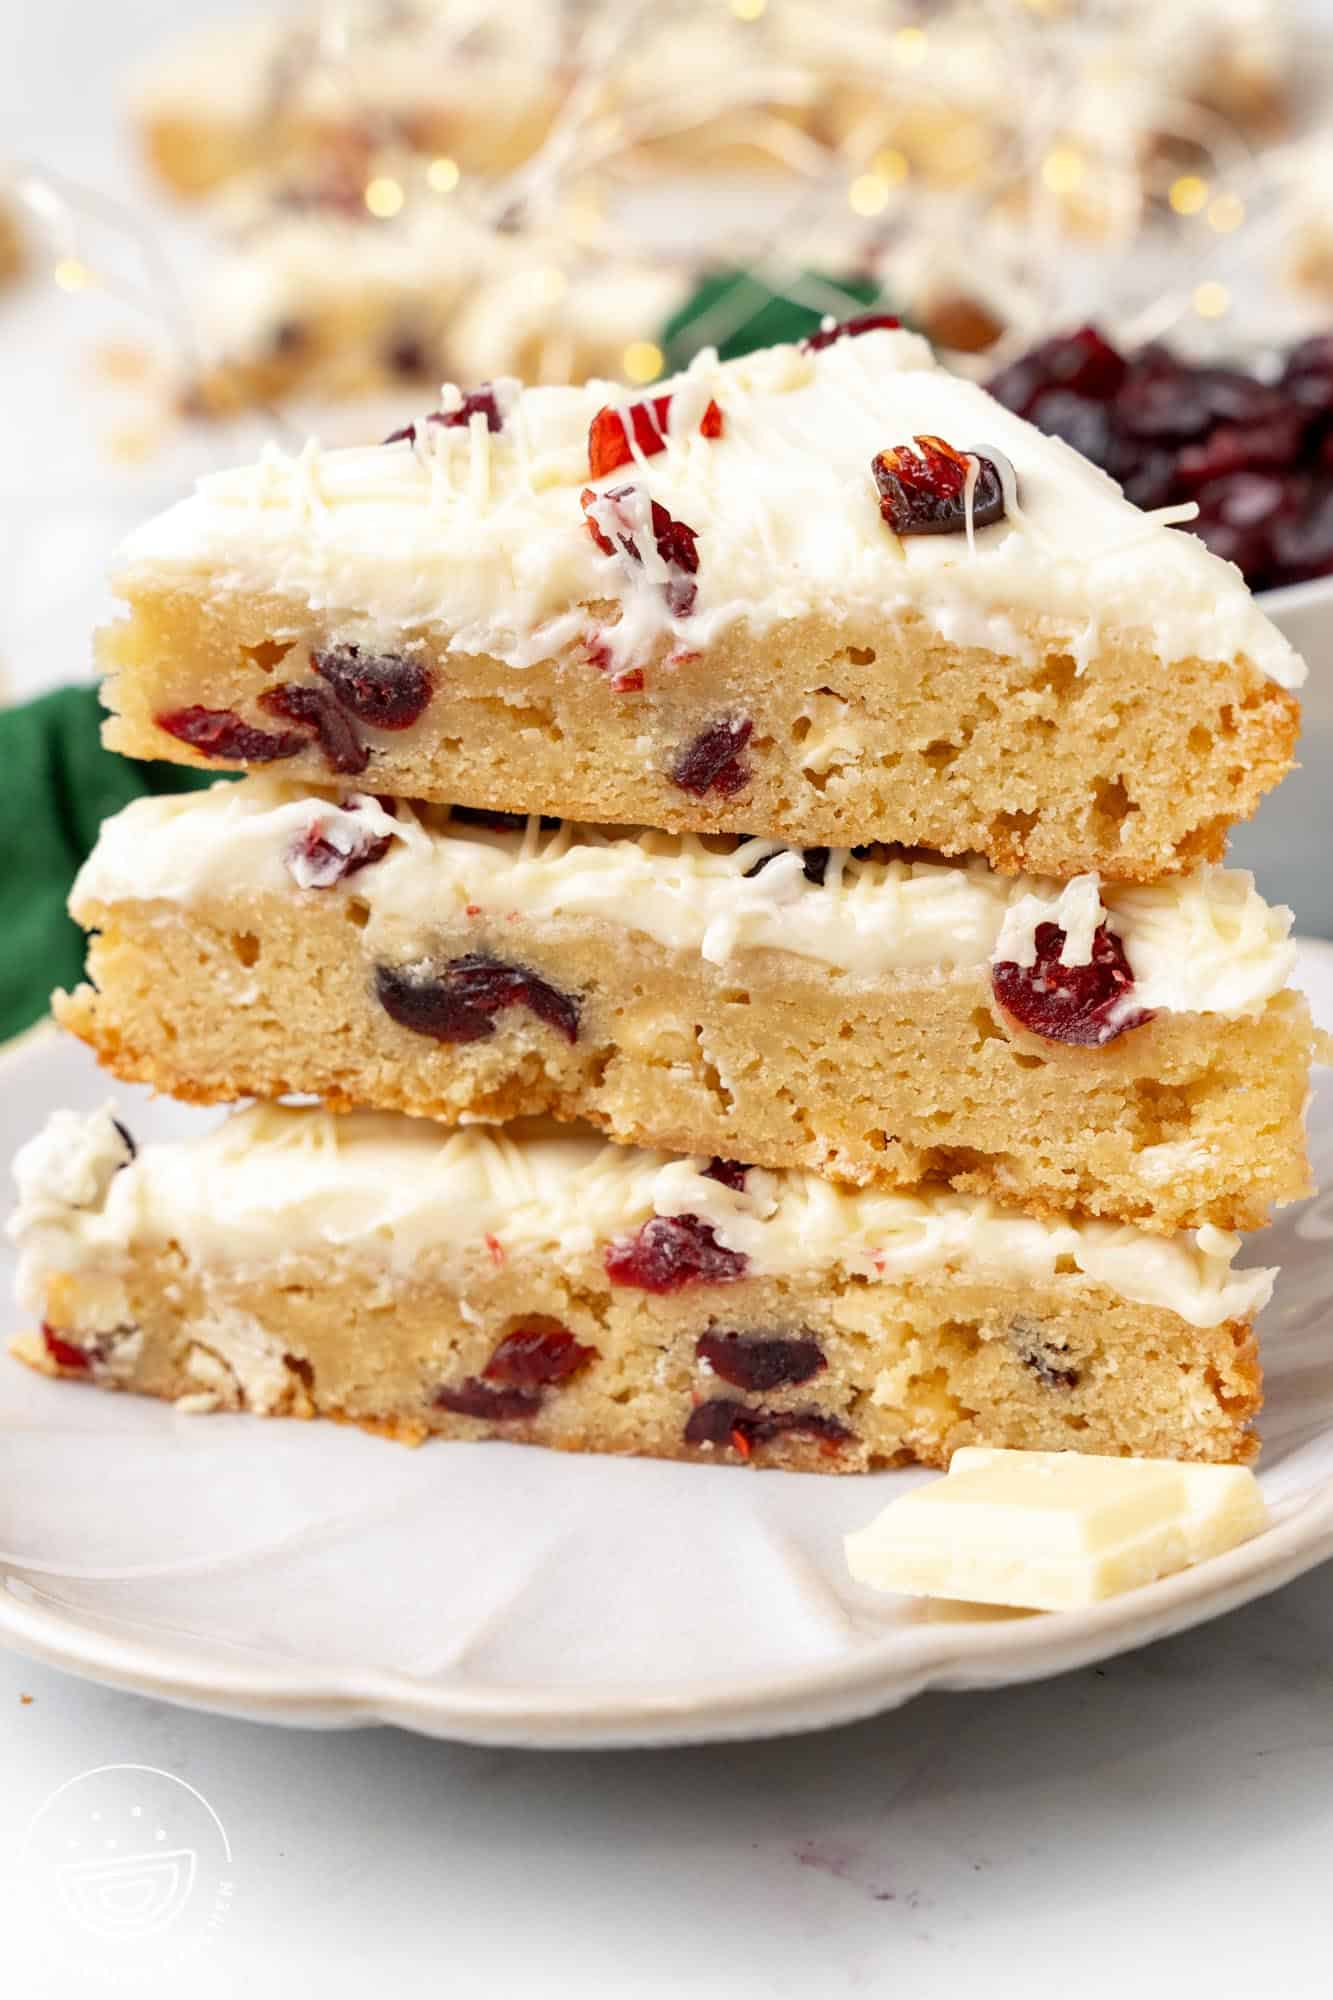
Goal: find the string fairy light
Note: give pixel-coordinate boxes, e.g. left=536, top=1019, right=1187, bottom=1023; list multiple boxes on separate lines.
left=26, top=0, right=1333, bottom=433
left=1193, top=280, right=1230, bottom=318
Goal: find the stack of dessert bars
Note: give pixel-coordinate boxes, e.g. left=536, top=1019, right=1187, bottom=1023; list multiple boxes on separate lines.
left=11, top=320, right=1317, bottom=1473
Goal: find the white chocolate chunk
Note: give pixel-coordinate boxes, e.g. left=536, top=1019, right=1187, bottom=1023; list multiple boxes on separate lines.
left=845, top=1449, right=1267, bottom=1611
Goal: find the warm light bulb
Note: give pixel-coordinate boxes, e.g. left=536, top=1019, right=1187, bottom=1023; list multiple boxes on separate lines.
left=1207, top=193, right=1245, bottom=233
left=1193, top=280, right=1230, bottom=319
left=872, top=147, right=909, bottom=187
left=364, top=176, right=405, bottom=218
left=1169, top=174, right=1209, bottom=216
left=849, top=173, right=890, bottom=217
left=1041, top=145, right=1085, bottom=196
left=730, top=0, right=766, bottom=18
left=622, top=340, right=663, bottom=384
left=427, top=156, right=460, bottom=193
left=893, top=25, right=927, bottom=64
left=53, top=257, right=90, bottom=292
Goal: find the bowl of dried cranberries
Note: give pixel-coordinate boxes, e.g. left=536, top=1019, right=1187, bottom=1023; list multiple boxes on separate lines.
left=988, top=324, right=1333, bottom=934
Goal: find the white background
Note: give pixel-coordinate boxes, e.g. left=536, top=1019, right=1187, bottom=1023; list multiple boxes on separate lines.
left=4, top=4, right=1333, bottom=1995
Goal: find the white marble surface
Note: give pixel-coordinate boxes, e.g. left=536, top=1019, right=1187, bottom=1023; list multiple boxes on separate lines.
left=5, top=1578, right=1333, bottom=1999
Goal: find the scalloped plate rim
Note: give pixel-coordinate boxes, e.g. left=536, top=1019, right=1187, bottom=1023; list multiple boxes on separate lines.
left=4, top=944, right=1333, bottom=1750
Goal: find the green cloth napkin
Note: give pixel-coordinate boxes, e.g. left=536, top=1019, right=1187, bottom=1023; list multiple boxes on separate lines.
left=2, top=685, right=222, bottom=1042
left=659, top=267, right=887, bottom=374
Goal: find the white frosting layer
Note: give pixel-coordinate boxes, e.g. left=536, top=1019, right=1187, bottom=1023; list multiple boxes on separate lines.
left=71, top=779, right=1298, bottom=1018
left=10, top=1105, right=1273, bottom=1331
left=117, top=327, right=1303, bottom=686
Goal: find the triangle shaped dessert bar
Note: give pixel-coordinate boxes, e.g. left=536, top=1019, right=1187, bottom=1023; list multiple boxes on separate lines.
left=13, top=1105, right=1266, bottom=1470
left=56, top=780, right=1315, bottom=1235
left=11, top=320, right=1316, bottom=1476
left=98, top=322, right=1302, bottom=882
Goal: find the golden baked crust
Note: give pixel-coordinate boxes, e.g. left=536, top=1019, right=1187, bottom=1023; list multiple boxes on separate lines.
left=58, top=892, right=1315, bottom=1233
left=21, top=1249, right=1263, bottom=1473
left=99, top=581, right=1300, bottom=882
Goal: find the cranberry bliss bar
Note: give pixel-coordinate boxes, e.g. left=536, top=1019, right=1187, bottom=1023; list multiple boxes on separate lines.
left=58, top=780, right=1315, bottom=1232
left=97, top=324, right=1302, bottom=881
left=10, top=1105, right=1268, bottom=1471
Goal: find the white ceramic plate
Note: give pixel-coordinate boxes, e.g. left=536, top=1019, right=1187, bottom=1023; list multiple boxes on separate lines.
left=4, top=949, right=1333, bottom=1749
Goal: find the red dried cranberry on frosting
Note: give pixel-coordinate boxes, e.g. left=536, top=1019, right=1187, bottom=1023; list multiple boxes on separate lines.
left=587, top=393, right=724, bottom=478
left=580, top=484, right=701, bottom=616
left=801, top=312, right=901, bottom=354
left=285, top=811, right=392, bottom=888
left=992, top=921, right=1152, bottom=1047
left=384, top=385, right=505, bottom=445
left=873, top=435, right=1006, bottom=536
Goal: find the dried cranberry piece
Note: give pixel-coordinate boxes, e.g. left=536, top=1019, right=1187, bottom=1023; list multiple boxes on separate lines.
left=375, top=953, right=581, bottom=1044
left=1026, top=390, right=1115, bottom=468
left=434, top=1379, right=542, bottom=1420
left=311, top=645, right=433, bottom=728
left=385, top=335, right=429, bottom=379
left=992, top=920, right=1152, bottom=1047
left=586, top=394, right=724, bottom=478
left=702, top=1158, right=748, bottom=1191
left=260, top=683, right=368, bottom=775
left=652, top=503, right=702, bottom=615
left=683, top=1399, right=851, bottom=1455
left=42, top=1324, right=92, bottom=1372
left=696, top=1332, right=826, bottom=1391
left=873, top=436, right=1005, bottom=536
left=1281, top=335, right=1333, bottom=412
left=671, top=717, right=753, bottom=798
left=155, top=706, right=307, bottom=764
left=1269, top=484, right=1333, bottom=585
left=580, top=485, right=702, bottom=616
left=431, top=387, right=504, bottom=434
left=1009, top=1319, right=1079, bottom=1390
left=484, top=1325, right=596, bottom=1386
left=1110, top=444, right=1178, bottom=512
left=1174, top=413, right=1307, bottom=490
left=801, top=311, right=901, bottom=354
left=604, top=1216, right=748, bottom=1292
left=1112, top=358, right=1216, bottom=443
left=1190, top=471, right=1293, bottom=581
left=383, top=386, right=505, bottom=445
left=285, top=817, right=391, bottom=888
left=988, top=325, right=1126, bottom=416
